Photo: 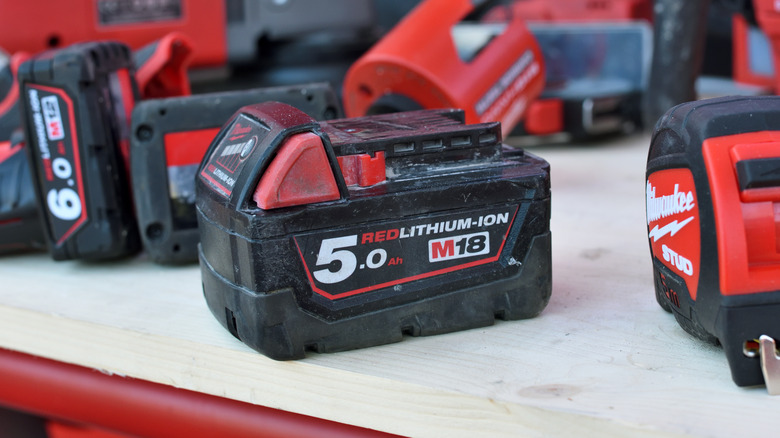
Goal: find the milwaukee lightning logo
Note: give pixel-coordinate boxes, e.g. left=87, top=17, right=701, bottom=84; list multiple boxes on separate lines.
left=646, top=169, right=701, bottom=296
left=648, top=216, right=694, bottom=242
left=646, top=181, right=695, bottom=241
left=41, top=95, right=65, bottom=141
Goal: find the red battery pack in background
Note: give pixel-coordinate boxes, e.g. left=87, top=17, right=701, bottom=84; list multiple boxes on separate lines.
left=131, top=83, right=342, bottom=264
left=18, top=41, right=141, bottom=260
left=342, top=0, right=545, bottom=136
left=647, top=95, right=780, bottom=389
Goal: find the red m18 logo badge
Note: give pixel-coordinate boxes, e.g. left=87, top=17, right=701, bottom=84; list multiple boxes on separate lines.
left=41, top=95, right=65, bottom=141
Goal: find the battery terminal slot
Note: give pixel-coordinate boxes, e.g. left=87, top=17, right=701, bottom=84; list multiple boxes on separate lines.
left=393, top=142, right=415, bottom=154
left=422, top=139, right=443, bottom=151
left=479, top=133, right=497, bottom=144
left=451, top=136, right=471, bottom=147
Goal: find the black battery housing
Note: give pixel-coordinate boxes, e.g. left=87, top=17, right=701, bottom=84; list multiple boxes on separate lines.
left=196, top=102, right=552, bottom=359
left=0, top=132, right=45, bottom=254
left=647, top=95, right=780, bottom=387
left=18, top=41, right=141, bottom=260
left=130, top=83, right=342, bottom=264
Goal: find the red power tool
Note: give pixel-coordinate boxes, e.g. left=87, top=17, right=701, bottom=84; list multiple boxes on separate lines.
left=342, top=0, right=545, bottom=137
left=0, top=0, right=377, bottom=67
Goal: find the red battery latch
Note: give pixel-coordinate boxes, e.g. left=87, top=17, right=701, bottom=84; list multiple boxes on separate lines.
left=253, top=132, right=340, bottom=209
left=337, top=152, right=386, bottom=187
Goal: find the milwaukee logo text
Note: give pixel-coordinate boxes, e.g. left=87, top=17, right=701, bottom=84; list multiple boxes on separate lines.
left=646, top=181, right=695, bottom=225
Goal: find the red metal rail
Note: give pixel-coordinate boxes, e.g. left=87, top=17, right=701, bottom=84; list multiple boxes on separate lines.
left=0, top=348, right=401, bottom=438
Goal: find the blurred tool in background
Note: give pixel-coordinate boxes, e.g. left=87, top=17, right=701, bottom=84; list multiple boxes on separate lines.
left=344, top=0, right=655, bottom=141
left=515, top=0, right=653, bottom=140
left=130, top=82, right=342, bottom=264
left=644, top=0, right=780, bottom=128
left=0, top=0, right=377, bottom=67
left=0, top=130, right=42, bottom=254
left=0, top=52, right=30, bottom=142
left=343, top=0, right=545, bottom=136
left=643, top=0, right=711, bottom=129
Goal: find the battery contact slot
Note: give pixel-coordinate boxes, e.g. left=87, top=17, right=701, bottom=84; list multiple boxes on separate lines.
left=421, top=139, right=443, bottom=150
left=479, top=133, right=497, bottom=144
left=451, top=136, right=471, bottom=147
left=393, top=142, right=415, bottom=154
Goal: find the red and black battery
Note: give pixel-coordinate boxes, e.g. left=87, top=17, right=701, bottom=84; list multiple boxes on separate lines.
left=18, top=40, right=142, bottom=260
left=196, top=102, right=552, bottom=359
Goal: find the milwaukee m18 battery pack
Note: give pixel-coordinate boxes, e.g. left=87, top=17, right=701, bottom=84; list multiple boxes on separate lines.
left=131, top=83, right=342, bottom=264
left=197, top=102, right=551, bottom=359
left=18, top=41, right=140, bottom=260
left=647, top=95, right=780, bottom=389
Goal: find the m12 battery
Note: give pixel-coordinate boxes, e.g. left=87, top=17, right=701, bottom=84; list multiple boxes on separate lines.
left=196, top=102, right=552, bottom=359
left=130, top=83, right=342, bottom=264
left=18, top=41, right=141, bottom=260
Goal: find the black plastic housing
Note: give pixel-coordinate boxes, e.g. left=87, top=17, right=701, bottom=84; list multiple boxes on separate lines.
left=18, top=41, right=141, bottom=260
left=197, top=102, right=552, bottom=359
left=0, top=132, right=44, bottom=254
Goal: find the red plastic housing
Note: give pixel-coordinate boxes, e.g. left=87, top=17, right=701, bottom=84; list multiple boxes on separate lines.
left=135, top=32, right=194, bottom=99
left=342, top=0, right=545, bottom=136
left=254, top=132, right=340, bottom=209
left=702, top=131, right=780, bottom=296
left=0, top=0, right=226, bottom=67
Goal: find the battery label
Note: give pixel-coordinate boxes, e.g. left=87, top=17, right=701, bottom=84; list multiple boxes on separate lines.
left=26, top=85, right=87, bottom=245
left=294, top=205, right=519, bottom=299
left=200, top=115, right=266, bottom=198
left=97, top=0, right=182, bottom=26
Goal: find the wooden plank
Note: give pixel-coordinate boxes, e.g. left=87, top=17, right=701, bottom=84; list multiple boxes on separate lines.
left=1, top=132, right=778, bottom=437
